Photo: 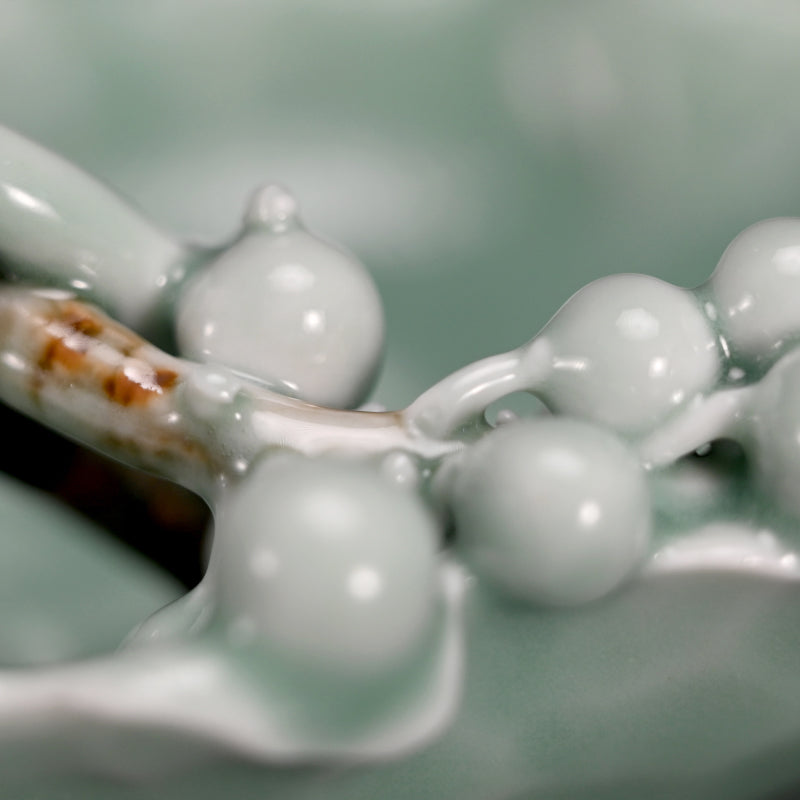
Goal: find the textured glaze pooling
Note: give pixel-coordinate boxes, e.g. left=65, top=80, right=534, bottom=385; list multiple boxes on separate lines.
left=0, top=125, right=798, bottom=798
left=0, top=287, right=217, bottom=493
left=0, top=286, right=452, bottom=500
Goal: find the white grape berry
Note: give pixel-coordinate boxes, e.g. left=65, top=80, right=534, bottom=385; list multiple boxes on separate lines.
left=706, top=217, right=800, bottom=371
left=210, top=453, right=440, bottom=674
left=450, top=417, right=651, bottom=606
left=535, top=274, right=720, bottom=435
left=175, top=185, right=385, bottom=409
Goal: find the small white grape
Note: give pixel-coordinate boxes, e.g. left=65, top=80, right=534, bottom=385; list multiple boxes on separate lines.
left=175, top=185, right=385, bottom=409
left=450, top=418, right=651, bottom=606
left=210, top=453, right=440, bottom=674
left=536, top=274, right=720, bottom=435
left=706, top=217, right=800, bottom=370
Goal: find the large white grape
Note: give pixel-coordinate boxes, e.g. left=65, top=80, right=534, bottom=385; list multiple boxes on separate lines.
left=536, top=274, right=720, bottom=435
left=706, top=217, right=800, bottom=372
left=209, top=452, right=440, bottom=674
left=175, top=185, right=385, bottom=409
left=450, top=418, right=651, bottom=606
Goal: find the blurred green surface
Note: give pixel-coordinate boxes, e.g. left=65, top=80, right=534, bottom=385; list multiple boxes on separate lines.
left=0, top=472, right=181, bottom=666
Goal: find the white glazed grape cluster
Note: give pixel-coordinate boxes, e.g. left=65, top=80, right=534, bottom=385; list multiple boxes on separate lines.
left=7, top=214, right=799, bottom=683
left=1, top=123, right=799, bottom=766
left=121, top=213, right=800, bottom=687
left=438, top=218, right=800, bottom=611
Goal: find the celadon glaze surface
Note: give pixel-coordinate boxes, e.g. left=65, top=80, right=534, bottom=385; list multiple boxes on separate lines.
left=0, top=126, right=798, bottom=800
left=3, top=5, right=800, bottom=799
